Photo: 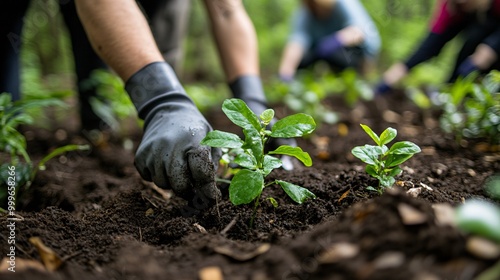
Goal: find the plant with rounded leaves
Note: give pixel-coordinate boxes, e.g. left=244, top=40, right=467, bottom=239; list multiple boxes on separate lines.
left=201, top=98, right=317, bottom=224
left=351, top=124, right=421, bottom=194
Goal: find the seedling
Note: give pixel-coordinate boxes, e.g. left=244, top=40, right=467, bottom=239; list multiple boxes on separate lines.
left=339, top=68, right=374, bottom=108
left=201, top=98, right=317, bottom=225
left=351, top=124, right=421, bottom=194
left=283, top=80, right=339, bottom=125
left=0, top=93, right=89, bottom=209
left=455, top=199, right=500, bottom=243
left=84, top=69, right=139, bottom=133
left=438, top=70, right=500, bottom=144
left=455, top=177, right=500, bottom=279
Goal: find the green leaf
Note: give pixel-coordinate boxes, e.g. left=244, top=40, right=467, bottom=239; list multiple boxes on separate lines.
left=277, top=180, right=316, bottom=204
left=385, top=153, right=414, bottom=167
left=6, top=113, right=33, bottom=128
left=12, top=98, right=67, bottom=116
left=387, top=166, right=402, bottom=177
left=351, top=145, right=383, bottom=165
left=89, top=97, right=120, bottom=131
left=366, top=165, right=378, bottom=177
left=270, top=113, right=316, bottom=138
left=366, top=186, right=378, bottom=192
left=201, top=130, right=243, bottom=148
left=222, top=99, right=261, bottom=132
left=269, top=145, right=312, bottom=167
left=379, top=127, right=397, bottom=146
left=388, top=141, right=421, bottom=154
left=234, top=152, right=257, bottom=169
left=267, top=197, right=279, bottom=208
left=229, top=169, right=264, bottom=205
left=36, top=145, right=90, bottom=174
left=260, top=109, right=274, bottom=125
left=484, top=175, right=500, bottom=201
left=379, top=175, right=395, bottom=188
left=456, top=200, right=500, bottom=242
left=262, top=155, right=282, bottom=176
left=360, top=124, right=380, bottom=145
left=0, top=93, right=12, bottom=108
left=242, top=128, right=264, bottom=165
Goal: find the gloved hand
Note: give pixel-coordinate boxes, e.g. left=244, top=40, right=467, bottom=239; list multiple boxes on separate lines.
left=374, top=80, right=393, bottom=96
left=126, top=62, right=221, bottom=201
left=457, top=58, right=478, bottom=78
left=279, top=73, right=294, bottom=84
left=316, top=33, right=343, bottom=58
left=229, top=75, right=297, bottom=170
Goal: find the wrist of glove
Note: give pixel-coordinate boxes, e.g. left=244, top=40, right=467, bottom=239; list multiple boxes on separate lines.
left=375, top=80, right=393, bottom=96
left=316, top=34, right=343, bottom=58
left=126, top=62, right=221, bottom=201
left=229, top=75, right=297, bottom=170
left=457, top=58, right=478, bottom=78
left=279, top=73, right=294, bottom=84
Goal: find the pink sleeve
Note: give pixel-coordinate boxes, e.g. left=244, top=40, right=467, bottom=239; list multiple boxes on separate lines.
left=494, top=0, right=500, bottom=16
left=430, top=1, right=463, bottom=34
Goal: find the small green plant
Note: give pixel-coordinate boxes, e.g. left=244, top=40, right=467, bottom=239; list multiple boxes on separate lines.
left=455, top=176, right=500, bottom=279
left=83, top=69, right=139, bottom=133
left=339, top=68, right=374, bottom=107
left=282, top=80, right=339, bottom=126
left=455, top=199, right=500, bottom=243
left=201, top=98, right=317, bottom=224
left=351, top=124, right=421, bottom=194
left=438, top=71, right=500, bottom=144
left=485, top=174, right=500, bottom=201
left=0, top=93, right=89, bottom=209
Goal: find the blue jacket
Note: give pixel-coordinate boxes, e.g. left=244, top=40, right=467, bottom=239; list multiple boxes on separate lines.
left=288, top=0, right=380, bottom=58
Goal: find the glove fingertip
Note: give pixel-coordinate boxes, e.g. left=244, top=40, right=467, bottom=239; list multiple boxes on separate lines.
left=134, top=160, right=153, bottom=182
left=199, top=182, right=222, bottom=201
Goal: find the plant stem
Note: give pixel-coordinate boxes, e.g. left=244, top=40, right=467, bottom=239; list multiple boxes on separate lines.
left=215, top=178, right=232, bottom=184
left=249, top=192, right=262, bottom=228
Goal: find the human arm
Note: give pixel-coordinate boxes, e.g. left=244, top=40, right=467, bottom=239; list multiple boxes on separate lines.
left=376, top=1, right=465, bottom=93
left=457, top=26, right=500, bottom=77
left=202, top=0, right=258, bottom=82
left=279, top=42, right=305, bottom=81
left=278, top=7, right=311, bottom=80
left=75, top=0, right=221, bottom=201
left=74, top=0, right=162, bottom=80
left=317, top=0, right=378, bottom=58
left=203, top=0, right=297, bottom=169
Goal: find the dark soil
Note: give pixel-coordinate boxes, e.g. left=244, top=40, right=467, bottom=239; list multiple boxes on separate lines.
left=1, top=91, right=499, bottom=280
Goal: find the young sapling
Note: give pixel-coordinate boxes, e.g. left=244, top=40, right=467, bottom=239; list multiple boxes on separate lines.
left=351, top=124, right=421, bottom=194
left=0, top=93, right=89, bottom=209
left=201, top=98, right=317, bottom=225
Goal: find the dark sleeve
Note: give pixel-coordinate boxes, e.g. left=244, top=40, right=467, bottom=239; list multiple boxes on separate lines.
left=483, top=26, right=500, bottom=55
left=404, top=29, right=460, bottom=69
left=404, top=0, right=466, bottom=69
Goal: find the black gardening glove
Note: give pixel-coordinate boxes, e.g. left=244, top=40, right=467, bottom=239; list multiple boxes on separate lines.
left=126, top=62, right=221, bottom=201
left=229, top=75, right=296, bottom=170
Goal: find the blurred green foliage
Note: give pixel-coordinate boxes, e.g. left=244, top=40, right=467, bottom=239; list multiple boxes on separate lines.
left=437, top=71, right=500, bottom=144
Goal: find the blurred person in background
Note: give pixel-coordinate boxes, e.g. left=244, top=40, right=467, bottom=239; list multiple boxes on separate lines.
left=0, top=0, right=189, bottom=132
left=376, top=0, right=500, bottom=94
left=278, top=0, right=380, bottom=82
left=1, top=0, right=294, bottom=204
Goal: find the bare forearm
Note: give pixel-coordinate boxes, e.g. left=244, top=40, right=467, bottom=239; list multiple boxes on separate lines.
left=75, top=0, right=163, bottom=81
left=383, top=62, right=408, bottom=86
left=203, top=0, right=259, bottom=82
left=471, top=44, right=498, bottom=70
left=279, top=42, right=304, bottom=78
